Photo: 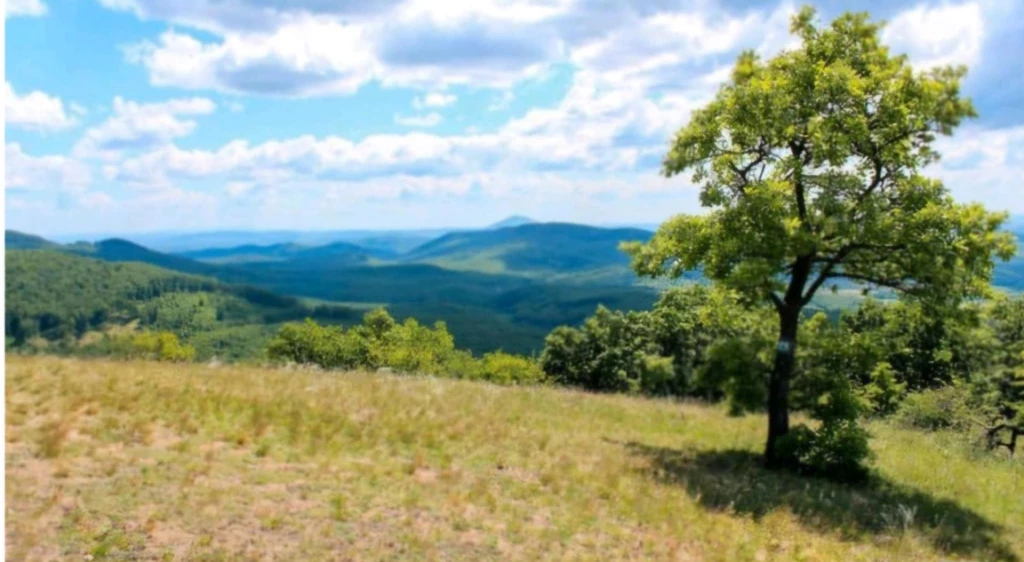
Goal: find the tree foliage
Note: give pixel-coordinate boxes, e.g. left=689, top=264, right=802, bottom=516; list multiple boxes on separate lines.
left=621, top=5, right=1016, bottom=471
left=265, top=308, right=548, bottom=386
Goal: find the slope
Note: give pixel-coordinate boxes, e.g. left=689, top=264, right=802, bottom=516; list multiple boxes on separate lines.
left=402, top=222, right=653, bottom=278
left=179, top=241, right=380, bottom=265
left=4, top=250, right=362, bottom=359
left=66, top=238, right=222, bottom=276
left=5, top=230, right=59, bottom=250
left=7, top=355, right=1021, bottom=562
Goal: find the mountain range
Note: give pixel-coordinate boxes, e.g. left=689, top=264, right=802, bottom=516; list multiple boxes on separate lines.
left=8, top=216, right=1024, bottom=359
left=5, top=218, right=664, bottom=356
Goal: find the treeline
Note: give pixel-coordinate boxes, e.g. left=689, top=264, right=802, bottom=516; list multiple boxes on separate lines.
left=536, top=286, right=1023, bottom=476
left=266, top=308, right=546, bottom=386
left=266, top=285, right=1023, bottom=480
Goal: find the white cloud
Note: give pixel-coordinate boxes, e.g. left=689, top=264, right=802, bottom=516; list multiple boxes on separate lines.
left=125, top=22, right=378, bottom=97
left=73, top=96, right=216, bottom=159
left=5, top=143, right=92, bottom=190
left=112, top=0, right=791, bottom=98
left=412, top=92, right=456, bottom=109
left=394, top=112, right=443, bottom=127
left=5, top=82, right=79, bottom=132
left=931, top=124, right=1024, bottom=212
left=227, top=101, right=244, bottom=112
left=6, top=0, right=47, bottom=18
left=883, top=2, right=985, bottom=70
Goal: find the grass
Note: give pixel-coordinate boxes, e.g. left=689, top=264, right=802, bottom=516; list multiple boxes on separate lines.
left=6, top=355, right=1023, bottom=561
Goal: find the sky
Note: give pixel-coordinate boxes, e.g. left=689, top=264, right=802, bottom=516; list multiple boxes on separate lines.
left=4, top=0, right=1024, bottom=236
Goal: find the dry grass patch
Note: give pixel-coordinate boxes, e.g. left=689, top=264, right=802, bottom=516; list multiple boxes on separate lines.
left=6, top=355, right=1023, bottom=561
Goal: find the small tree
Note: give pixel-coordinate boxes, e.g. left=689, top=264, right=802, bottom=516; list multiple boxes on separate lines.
left=623, top=7, right=1015, bottom=467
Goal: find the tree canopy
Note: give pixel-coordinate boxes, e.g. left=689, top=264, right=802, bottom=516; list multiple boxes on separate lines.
left=622, top=6, right=1017, bottom=468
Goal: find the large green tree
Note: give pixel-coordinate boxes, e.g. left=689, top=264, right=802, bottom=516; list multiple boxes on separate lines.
left=623, top=7, right=1016, bottom=467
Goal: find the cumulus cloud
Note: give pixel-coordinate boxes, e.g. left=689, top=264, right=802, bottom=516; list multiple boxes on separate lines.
left=5, top=82, right=80, bottom=132
left=124, top=22, right=378, bottom=97
left=5, top=143, right=92, bottom=190
left=6, top=0, right=47, bottom=18
left=112, top=0, right=796, bottom=97
left=883, top=1, right=985, bottom=70
left=931, top=124, right=1024, bottom=212
left=73, top=96, right=216, bottom=159
left=53, top=0, right=1018, bottom=227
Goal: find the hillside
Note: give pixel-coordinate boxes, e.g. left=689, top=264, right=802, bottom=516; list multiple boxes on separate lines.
left=180, top=241, right=379, bottom=265
left=5, top=230, right=59, bottom=250
left=6, top=247, right=659, bottom=356
left=7, top=355, right=1021, bottom=561
left=179, top=243, right=309, bottom=264
left=66, top=238, right=222, bottom=276
left=402, top=223, right=653, bottom=277
left=4, top=250, right=362, bottom=359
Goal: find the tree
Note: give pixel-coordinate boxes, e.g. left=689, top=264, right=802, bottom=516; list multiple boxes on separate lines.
left=622, top=6, right=1016, bottom=468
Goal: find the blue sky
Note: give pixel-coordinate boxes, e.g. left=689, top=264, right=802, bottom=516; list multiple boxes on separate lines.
left=5, top=0, right=1024, bottom=236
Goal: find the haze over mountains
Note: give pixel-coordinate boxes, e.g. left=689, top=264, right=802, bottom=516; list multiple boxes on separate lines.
left=8, top=215, right=1024, bottom=358
left=5, top=218, right=666, bottom=356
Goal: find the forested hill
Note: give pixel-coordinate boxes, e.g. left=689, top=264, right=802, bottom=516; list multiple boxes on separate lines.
left=401, top=223, right=653, bottom=277
left=4, top=250, right=362, bottom=359
left=65, top=238, right=222, bottom=276
left=179, top=241, right=380, bottom=265
left=5, top=230, right=59, bottom=250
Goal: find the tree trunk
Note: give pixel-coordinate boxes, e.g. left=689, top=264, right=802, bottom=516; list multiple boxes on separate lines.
left=765, top=305, right=801, bottom=468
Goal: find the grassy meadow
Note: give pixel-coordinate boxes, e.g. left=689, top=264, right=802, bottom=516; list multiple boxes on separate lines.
left=5, top=354, right=1023, bottom=561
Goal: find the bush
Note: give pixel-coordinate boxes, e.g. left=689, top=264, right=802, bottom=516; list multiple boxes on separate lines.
left=477, top=352, right=547, bottom=385
left=106, top=330, right=196, bottom=362
left=895, top=384, right=980, bottom=431
left=539, top=286, right=769, bottom=397
left=266, top=311, right=547, bottom=387
left=379, top=318, right=455, bottom=375
left=859, top=362, right=907, bottom=417
left=695, top=336, right=770, bottom=415
left=441, top=350, right=483, bottom=380
left=778, top=420, right=871, bottom=483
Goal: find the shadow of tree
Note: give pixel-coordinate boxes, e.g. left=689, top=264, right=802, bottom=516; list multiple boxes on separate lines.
left=613, top=440, right=1018, bottom=562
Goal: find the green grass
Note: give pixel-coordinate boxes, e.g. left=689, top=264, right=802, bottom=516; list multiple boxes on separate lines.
left=6, top=355, right=1023, bottom=561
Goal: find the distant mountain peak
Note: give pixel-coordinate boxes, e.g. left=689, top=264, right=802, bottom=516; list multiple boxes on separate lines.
left=487, top=216, right=536, bottom=230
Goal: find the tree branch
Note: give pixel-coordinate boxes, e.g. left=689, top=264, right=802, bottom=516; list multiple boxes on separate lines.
left=725, top=138, right=772, bottom=196
left=825, top=272, right=920, bottom=293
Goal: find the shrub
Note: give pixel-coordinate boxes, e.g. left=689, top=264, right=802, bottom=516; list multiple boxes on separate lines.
left=106, top=330, right=195, bottom=362
left=266, top=310, right=546, bottom=387
left=695, top=336, right=770, bottom=415
left=380, top=318, right=455, bottom=375
left=538, top=286, right=767, bottom=397
left=859, top=362, right=907, bottom=417
left=441, top=350, right=483, bottom=380
left=895, top=384, right=980, bottom=431
left=477, top=352, right=547, bottom=385
left=639, top=354, right=676, bottom=396
left=777, top=420, right=871, bottom=483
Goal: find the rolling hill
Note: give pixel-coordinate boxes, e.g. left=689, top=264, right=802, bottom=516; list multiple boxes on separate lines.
left=179, top=240, right=382, bottom=265
left=5, top=245, right=659, bottom=355
left=401, top=222, right=653, bottom=277
left=65, top=238, right=222, bottom=276
left=4, top=250, right=364, bottom=357
left=5, top=230, right=59, bottom=250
